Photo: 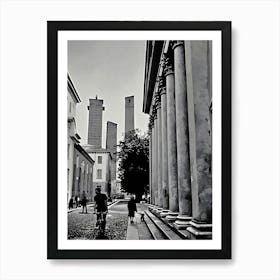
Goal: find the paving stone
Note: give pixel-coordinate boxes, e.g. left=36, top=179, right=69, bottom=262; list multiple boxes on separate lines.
left=68, top=208, right=128, bottom=240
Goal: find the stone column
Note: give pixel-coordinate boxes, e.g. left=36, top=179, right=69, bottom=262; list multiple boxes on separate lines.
left=156, top=92, right=163, bottom=212
left=80, top=161, right=85, bottom=195
left=72, top=152, right=77, bottom=197
left=85, top=164, right=88, bottom=195
left=158, top=76, right=169, bottom=217
left=153, top=105, right=159, bottom=206
left=151, top=121, right=156, bottom=205
left=148, top=125, right=152, bottom=204
left=185, top=41, right=212, bottom=239
left=164, top=56, right=179, bottom=222
left=148, top=115, right=154, bottom=206
left=172, top=40, right=192, bottom=229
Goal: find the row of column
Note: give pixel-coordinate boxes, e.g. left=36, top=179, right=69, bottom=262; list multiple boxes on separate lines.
left=148, top=41, right=212, bottom=235
left=73, top=154, right=93, bottom=201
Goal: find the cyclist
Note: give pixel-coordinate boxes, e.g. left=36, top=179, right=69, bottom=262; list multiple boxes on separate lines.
left=93, top=186, right=108, bottom=230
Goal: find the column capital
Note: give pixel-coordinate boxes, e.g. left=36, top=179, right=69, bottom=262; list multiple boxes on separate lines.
left=158, top=76, right=166, bottom=96
left=154, top=91, right=161, bottom=109
left=162, top=56, right=174, bottom=77
left=171, top=40, right=184, bottom=50
left=149, top=114, right=154, bottom=128
left=148, top=116, right=154, bottom=131
left=152, top=101, right=158, bottom=119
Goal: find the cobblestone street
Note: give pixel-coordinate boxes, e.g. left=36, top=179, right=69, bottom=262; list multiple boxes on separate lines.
left=68, top=200, right=151, bottom=240
left=68, top=201, right=129, bottom=240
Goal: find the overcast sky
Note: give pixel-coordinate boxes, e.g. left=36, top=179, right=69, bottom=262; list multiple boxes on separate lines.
left=68, top=40, right=149, bottom=147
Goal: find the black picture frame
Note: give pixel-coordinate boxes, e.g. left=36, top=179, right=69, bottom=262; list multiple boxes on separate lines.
left=47, top=21, right=231, bottom=259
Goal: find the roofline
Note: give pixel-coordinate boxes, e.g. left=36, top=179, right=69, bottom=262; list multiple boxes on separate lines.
left=82, top=146, right=112, bottom=154
left=142, top=40, right=164, bottom=114
left=89, top=98, right=104, bottom=102
left=89, top=150, right=110, bottom=154
left=85, top=149, right=113, bottom=160
left=74, top=144, right=95, bottom=165
left=67, top=74, right=81, bottom=103
left=107, top=121, right=118, bottom=126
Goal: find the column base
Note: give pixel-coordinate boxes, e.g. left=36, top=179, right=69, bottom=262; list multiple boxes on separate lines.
left=165, top=211, right=179, bottom=222
left=148, top=204, right=156, bottom=211
left=159, top=209, right=169, bottom=218
left=149, top=205, right=158, bottom=214
left=186, top=220, right=212, bottom=239
left=174, top=215, right=192, bottom=230
left=155, top=207, right=163, bottom=215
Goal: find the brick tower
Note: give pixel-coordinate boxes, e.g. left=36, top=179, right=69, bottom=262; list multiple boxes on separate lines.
left=106, top=121, right=117, bottom=180
left=125, top=95, right=134, bottom=135
left=87, top=96, right=104, bottom=148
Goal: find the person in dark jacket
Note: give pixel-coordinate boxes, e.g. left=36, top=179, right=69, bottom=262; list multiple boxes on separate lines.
left=94, top=187, right=108, bottom=230
left=81, top=191, right=87, bottom=214
left=127, top=196, right=137, bottom=224
left=68, top=197, right=74, bottom=209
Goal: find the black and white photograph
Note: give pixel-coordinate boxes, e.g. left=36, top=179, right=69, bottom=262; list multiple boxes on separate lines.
left=2, top=0, right=280, bottom=279
left=48, top=21, right=231, bottom=259
left=67, top=39, right=214, bottom=241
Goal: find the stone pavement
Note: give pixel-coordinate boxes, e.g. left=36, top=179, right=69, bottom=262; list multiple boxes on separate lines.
left=126, top=203, right=153, bottom=240
left=68, top=200, right=153, bottom=240
left=68, top=200, right=128, bottom=240
left=126, top=218, right=139, bottom=239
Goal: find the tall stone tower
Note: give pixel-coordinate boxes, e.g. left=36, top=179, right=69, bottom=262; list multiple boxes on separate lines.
left=125, top=96, right=134, bottom=135
left=106, top=121, right=117, bottom=180
left=87, top=97, right=104, bottom=148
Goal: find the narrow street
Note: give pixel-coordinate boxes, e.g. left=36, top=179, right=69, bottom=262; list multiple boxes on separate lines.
left=68, top=200, right=128, bottom=240
left=68, top=199, right=191, bottom=240
left=68, top=200, right=153, bottom=240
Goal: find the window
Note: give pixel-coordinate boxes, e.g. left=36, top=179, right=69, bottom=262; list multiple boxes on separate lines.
left=97, top=169, right=102, bottom=179
left=98, top=156, right=102, bottom=164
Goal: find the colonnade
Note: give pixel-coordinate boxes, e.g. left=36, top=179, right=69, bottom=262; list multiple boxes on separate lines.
left=147, top=40, right=212, bottom=238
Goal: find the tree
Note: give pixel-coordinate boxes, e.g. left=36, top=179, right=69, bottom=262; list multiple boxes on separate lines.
left=118, top=129, right=149, bottom=201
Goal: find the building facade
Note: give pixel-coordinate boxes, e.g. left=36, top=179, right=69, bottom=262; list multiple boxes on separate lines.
left=67, top=74, right=82, bottom=203
left=111, top=180, right=123, bottom=198
left=72, top=144, right=95, bottom=202
left=143, top=40, right=212, bottom=239
left=68, top=75, right=95, bottom=203
left=83, top=145, right=112, bottom=198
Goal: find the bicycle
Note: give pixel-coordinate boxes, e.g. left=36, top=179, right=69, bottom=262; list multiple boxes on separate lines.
left=94, top=211, right=107, bottom=237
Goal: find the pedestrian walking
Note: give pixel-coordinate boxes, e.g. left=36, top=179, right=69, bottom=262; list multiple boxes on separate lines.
left=127, top=196, right=137, bottom=224
left=68, top=197, right=74, bottom=209
left=81, top=191, right=87, bottom=214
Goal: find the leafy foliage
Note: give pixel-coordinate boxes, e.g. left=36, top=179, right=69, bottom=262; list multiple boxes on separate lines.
left=118, top=129, right=149, bottom=201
